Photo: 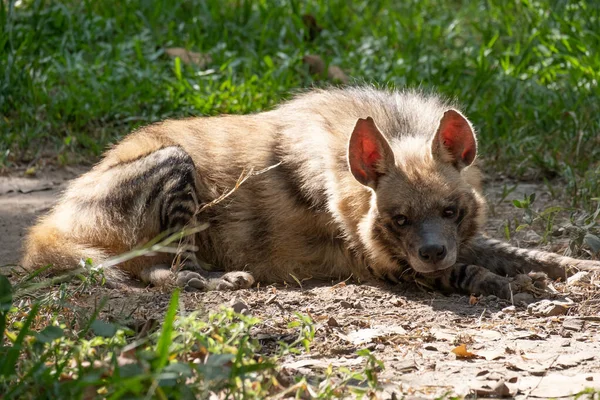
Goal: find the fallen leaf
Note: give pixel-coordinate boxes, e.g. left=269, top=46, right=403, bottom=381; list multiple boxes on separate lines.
left=478, top=349, right=506, bottom=361
left=506, top=359, right=550, bottom=376
left=303, top=54, right=325, bottom=75
left=302, top=55, right=348, bottom=83
left=519, top=373, right=600, bottom=398
left=327, top=65, right=348, bottom=84
left=567, top=271, right=590, bottom=285
left=339, top=325, right=406, bottom=345
left=469, top=294, right=479, bottom=305
left=470, top=380, right=513, bottom=397
left=0, top=177, right=54, bottom=194
left=165, top=48, right=212, bottom=67
left=339, top=300, right=353, bottom=309
left=556, top=352, right=595, bottom=368
left=229, top=298, right=250, bottom=315
left=282, top=357, right=362, bottom=370
left=331, top=281, right=346, bottom=289
left=473, top=329, right=503, bottom=341
left=527, top=299, right=574, bottom=317
left=502, top=305, right=516, bottom=314
left=562, top=318, right=584, bottom=332
left=451, top=344, right=479, bottom=359
left=430, top=327, right=455, bottom=342
left=265, top=294, right=277, bottom=305
left=584, top=233, right=600, bottom=255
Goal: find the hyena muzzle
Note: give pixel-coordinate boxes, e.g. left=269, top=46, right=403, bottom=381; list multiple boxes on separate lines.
left=21, top=87, right=600, bottom=299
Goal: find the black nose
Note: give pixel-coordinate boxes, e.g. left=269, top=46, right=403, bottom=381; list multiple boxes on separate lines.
left=418, top=244, right=447, bottom=263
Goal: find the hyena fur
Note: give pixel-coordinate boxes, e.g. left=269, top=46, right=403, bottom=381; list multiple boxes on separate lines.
left=22, top=87, right=600, bottom=298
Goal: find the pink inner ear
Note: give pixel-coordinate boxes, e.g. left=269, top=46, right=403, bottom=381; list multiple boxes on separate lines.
left=438, top=110, right=476, bottom=166
left=362, top=138, right=381, bottom=167
left=348, top=117, right=390, bottom=187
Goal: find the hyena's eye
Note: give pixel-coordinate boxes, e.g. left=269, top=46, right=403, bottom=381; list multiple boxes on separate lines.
left=442, top=206, right=457, bottom=218
left=395, top=215, right=409, bottom=226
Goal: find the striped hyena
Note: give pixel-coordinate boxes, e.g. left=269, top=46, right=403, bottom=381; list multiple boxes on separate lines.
left=22, top=87, right=600, bottom=298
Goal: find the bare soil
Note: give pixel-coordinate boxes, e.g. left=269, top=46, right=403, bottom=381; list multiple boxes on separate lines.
left=1, top=167, right=599, bottom=399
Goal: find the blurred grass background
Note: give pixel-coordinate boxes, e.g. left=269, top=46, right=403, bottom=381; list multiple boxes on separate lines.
left=1, top=0, right=599, bottom=197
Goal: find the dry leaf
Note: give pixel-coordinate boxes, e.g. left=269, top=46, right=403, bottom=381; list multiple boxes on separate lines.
left=302, top=55, right=348, bottom=83
left=519, top=373, right=600, bottom=398
left=331, top=281, right=346, bottom=289
left=469, top=294, right=479, bottom=305
left=451, top=344, right=479, bottom=359
left=470, top=380, right=513, bottom=397
left=339, top=325, right=407, bottom=345
left=327, top=65, right=348, bottom=84
left=506, top=360, right=550, bottom=376
left=527, top=299, right=574, bottom=317
left=478, top=349, right=506, bottom=361
left=303, top=54, right=325, bottom=75
left=165, top=47, right=212, bottom=67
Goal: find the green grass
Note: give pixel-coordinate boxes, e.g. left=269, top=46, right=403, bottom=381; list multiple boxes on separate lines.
left=0, top=276, right=384, bottom=399
left=2, top=0, right=600, bottom=191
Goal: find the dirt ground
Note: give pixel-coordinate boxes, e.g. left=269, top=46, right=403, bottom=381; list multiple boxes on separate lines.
left=1, top=166, right=599, bottom=399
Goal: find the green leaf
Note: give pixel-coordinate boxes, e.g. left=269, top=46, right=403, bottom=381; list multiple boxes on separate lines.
left=1, top=303, right=39, bottom=376
left=163, top=362, right=193, bottom=377
left=263, top=55, right=274, bottom=69
left=539, top=206, right=563, bottom=217
left=0, top=275, right=12, bottom=313
left=155, top=289, right=179, bottom=370
left=90, top=320, right=117, bottom=337
left=174, top=57, right=182, bottom=81
left=515, top=224, right=529, bottom=232
left=584, top=234, right=600, bottom=255
left=36, top=326, right=64, bottom=343
left=529, top=193, right=536, bottom=204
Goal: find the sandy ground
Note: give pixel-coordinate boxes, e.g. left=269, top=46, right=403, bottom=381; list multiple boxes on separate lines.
left=1, top=167, right=599, bottom=399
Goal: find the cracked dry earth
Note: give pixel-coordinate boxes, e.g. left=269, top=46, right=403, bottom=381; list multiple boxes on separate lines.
left=1, top=166, right=600, bottom=399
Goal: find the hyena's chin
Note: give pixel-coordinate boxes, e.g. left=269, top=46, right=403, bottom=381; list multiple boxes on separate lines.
left=407, top=253, right=457, bottom=275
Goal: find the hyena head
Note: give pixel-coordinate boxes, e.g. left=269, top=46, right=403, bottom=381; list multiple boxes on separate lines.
left=348, top=109, right=486, bottom=276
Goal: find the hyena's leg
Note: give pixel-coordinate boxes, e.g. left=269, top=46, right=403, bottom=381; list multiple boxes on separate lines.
left=429, top=262, right=542, bottom=299
left=459, top=236, right=600, bottom=280
left=107, top=146, right=254, bottom=291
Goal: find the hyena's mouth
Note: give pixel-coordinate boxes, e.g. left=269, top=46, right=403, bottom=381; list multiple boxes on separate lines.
left=419, top=268, right=449, bottom=278
left=407, top=252, right=457, bottom=275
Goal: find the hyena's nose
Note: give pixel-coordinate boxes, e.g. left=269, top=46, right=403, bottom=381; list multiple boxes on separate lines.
left=418, top=244, right=447, bottom=263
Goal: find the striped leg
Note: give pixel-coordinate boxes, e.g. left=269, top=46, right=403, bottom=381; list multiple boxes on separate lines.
left=459, top=236, right=600, bottom=279
left=104, top=146, right=254, bottom=291
left=429, top=263, right=546, bottom=299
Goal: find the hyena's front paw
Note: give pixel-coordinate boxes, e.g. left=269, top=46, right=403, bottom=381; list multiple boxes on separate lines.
left=207, top=272, right=255, bottom=291
left=507, top=272, right=549, bottom=301
left=176, top=270, right=209, bottom=292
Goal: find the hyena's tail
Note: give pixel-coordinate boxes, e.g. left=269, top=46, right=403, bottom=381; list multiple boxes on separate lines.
left=21, top=220, right=124, bottom=284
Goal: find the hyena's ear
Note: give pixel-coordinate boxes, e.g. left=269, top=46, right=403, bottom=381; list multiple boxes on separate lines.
left=348, top=117, right=395, bottom=189
left=432, top=109, right=477, bottom=169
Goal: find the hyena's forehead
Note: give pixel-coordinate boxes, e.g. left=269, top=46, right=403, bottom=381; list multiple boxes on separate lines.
left=377, top=162, right=469, bottom=214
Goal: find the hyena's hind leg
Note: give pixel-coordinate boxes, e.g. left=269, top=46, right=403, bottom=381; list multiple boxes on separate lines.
left=106, top=146, right=254, bottom=291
